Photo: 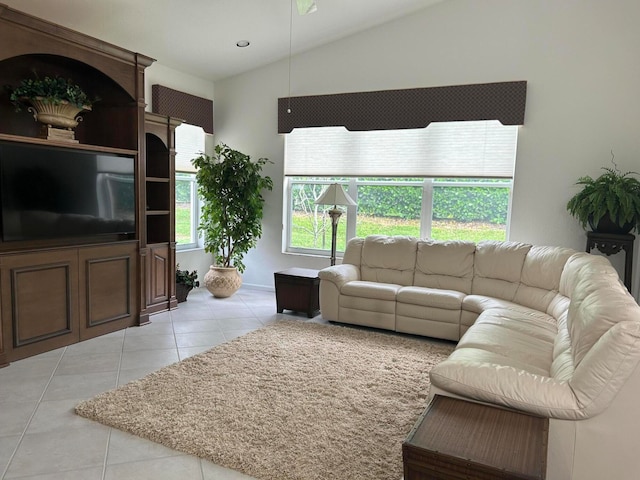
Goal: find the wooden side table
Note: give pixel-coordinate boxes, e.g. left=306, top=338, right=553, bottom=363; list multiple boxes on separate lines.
left=586, top=232, right=635, bottom=292
left=274, top=268, right=320, bottom=318
left=403, top=395, right=548, bottom=480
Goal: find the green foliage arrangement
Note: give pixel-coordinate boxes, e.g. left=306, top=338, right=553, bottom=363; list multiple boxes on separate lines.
left=192, top=144, right=273, bottom=273
left=8, top=75, right=94, bottom=111
left=566, top=167, right=640, bottom=232
left=176, top=265, right=199, bottom=289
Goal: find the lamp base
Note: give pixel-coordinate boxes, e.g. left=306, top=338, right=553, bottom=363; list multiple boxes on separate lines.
left=328, top=207, right=342, bottom=266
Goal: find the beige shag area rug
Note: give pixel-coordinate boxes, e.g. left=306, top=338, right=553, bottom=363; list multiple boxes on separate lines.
left=76, top=320, right=453, bottom=480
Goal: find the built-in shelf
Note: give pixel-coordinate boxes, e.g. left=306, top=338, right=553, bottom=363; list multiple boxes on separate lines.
left=0, top=4, right=154, bottom=366
left=143, top=112, right=181, bottom=315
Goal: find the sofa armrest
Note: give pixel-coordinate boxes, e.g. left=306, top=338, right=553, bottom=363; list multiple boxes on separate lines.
left=430, top=350, right=583, bottom=419
left=318, top=264, right=360, bottom=290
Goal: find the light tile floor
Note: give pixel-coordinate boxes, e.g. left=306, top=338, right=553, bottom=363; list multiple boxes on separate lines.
left=0, top=287, right=325, bottom=480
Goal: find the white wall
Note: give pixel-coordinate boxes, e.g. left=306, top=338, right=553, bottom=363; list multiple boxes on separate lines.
left=145, top=63, right=215, bottom=284
left=213, top=0, right=640, bottom=299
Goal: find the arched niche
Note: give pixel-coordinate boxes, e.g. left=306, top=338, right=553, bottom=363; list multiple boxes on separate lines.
left=0, top=54, right=139, bottom=150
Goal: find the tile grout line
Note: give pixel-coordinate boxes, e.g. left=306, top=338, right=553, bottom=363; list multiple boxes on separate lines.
left=0, top=348, right=67, bottom=480
left=101, top=328, right=126, bottom=480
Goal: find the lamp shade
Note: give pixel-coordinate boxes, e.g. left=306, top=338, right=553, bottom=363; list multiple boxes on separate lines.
left=315, top=183, right=356, bottom=207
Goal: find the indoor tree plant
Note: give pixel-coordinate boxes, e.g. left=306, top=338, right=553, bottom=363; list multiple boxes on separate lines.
left=175, top=265, right=199, bottom=303
left=192, top=143, right=273, bottom=298
left=566, top=163, right=640, bottom=234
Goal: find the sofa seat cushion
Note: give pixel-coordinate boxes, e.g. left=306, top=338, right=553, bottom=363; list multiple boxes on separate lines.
left=340, top=281, right=401, bottom=301
left=463, top=295, right=555, bottom=323
left=397, top=286, right=465, bottom=310
left=458, top=311, right=557, bottom=373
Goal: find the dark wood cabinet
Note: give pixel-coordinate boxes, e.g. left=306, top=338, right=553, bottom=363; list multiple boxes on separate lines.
left=0, top=4, right=154, bottom=366
left=274, top=268, right=321, bottom=318
left=0, top=242, right=138, bottom=361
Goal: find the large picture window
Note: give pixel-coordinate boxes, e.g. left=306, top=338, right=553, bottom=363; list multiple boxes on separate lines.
left=284, top=121, right=517, bottom=257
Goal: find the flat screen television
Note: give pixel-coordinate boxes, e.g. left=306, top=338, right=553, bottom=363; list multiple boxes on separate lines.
left=0, top=141, right=136, bottom=242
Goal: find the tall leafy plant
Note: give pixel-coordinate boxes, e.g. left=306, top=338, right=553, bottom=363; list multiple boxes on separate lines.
left=192, top=144, right=273, bottom=273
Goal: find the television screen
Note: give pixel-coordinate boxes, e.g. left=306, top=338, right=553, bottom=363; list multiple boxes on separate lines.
left=0, top=142, right=136, bottom=242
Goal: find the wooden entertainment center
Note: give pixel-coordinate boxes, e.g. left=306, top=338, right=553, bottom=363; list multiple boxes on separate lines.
left=0, top=4, right=179, bottom=367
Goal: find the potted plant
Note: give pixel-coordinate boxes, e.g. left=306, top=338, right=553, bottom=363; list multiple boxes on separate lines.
left=192, top=143, right=273, bottom=298
left=7, top=75, right=95, bottom=135
left=175, top=265, right=199, bottom=303
left=566, top=165, right=640, bottom=234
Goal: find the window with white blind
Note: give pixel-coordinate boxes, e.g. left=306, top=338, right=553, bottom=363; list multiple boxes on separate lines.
left=283, top=121, right=518, bottom=256
left=175, top=123, right=205, bottom=250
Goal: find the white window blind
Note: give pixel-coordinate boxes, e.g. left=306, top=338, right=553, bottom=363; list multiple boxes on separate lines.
left=284, top=121, right=518, bottom=178
left=175, top=123, right=206, bottom=173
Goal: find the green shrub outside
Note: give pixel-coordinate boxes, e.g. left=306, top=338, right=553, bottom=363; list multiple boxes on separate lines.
left=294, top=183, right=509, bottom=224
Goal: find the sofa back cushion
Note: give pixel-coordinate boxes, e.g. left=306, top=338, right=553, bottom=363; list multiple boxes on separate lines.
left=414, top=240, right=475, bottom=293
left=568, top=270, right=638, bottom=366
left=513, top=245, right=576, bottom=312
left=342, top=237, right=364, bottom=267
left=471, top=241, right=531, bottom=300
left=360, top=235, right=418, bottom=285
left=559, top=252, right=615, bottom=298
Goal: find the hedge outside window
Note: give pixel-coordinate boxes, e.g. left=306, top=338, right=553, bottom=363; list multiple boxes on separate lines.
left=285, top=177, right=511, bottom=256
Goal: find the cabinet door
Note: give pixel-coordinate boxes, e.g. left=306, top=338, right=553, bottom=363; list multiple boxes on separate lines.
left=0, top=250, right=79, bottom=362
left=78, top=242, right=138, bottom=341
left=148, top=244, right=170, bottom=306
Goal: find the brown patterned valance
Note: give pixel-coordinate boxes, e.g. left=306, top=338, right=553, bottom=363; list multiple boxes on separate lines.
left=152, top=85, right=213, bottom=134
left=278, top=81, right=526, bottom=133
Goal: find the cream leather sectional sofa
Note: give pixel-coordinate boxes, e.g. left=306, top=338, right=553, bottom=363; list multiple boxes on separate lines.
left=318, top=235, right=640, bottom=480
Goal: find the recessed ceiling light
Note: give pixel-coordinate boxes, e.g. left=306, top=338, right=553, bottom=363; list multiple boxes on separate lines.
left=236, top=40, right=250, bottom=48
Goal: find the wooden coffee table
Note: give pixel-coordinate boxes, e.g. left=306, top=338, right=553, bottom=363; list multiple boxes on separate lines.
left=403, top=395, right=548, bottom=480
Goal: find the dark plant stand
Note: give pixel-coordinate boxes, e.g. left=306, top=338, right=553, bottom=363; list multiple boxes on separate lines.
left=176, top=283, right=193, bottom=303
left=586, top=232, right=635, bottom=292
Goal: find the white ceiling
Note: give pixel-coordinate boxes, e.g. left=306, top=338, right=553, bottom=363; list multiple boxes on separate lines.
left=2, top=0, right=443, bottom=81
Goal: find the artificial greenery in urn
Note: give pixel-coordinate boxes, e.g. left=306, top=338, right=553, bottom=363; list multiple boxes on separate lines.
left=566, top=158, right=640, bottom=234
left=8, top=75, right=94, bottom=111
left=192, top=143, right=273, bottom=273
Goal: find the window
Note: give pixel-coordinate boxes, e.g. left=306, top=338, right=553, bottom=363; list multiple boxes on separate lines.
left=284, top=121, right=517, bottom=256
left=175, top=123, right=205, bottom=250
left=175, top=173, right=199, bottom=248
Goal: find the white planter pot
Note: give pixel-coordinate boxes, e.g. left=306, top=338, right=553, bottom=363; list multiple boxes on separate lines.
left=203, top=266, right=242, bottom=298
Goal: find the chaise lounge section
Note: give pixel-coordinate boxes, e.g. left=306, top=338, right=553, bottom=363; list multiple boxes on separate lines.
left=318, top=235, right=640, bottom=480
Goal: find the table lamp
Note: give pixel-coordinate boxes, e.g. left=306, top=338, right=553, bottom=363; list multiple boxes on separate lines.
left=315, top=183, right=356, bottom=266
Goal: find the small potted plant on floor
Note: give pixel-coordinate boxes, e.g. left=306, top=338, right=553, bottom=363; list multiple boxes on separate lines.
left=566, top=160, right=640, bottom=234
left=192, top=143, right=273, bottom=298
left=176, top=265, right=199, bottom=303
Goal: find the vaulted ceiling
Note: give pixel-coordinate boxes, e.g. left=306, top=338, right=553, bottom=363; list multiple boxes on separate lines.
left=2, top=0, right=444, bottom=81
